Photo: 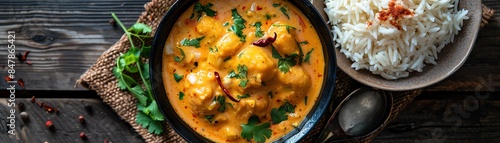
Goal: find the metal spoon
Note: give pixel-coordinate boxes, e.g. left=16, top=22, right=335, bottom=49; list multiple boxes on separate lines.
left=317, top=87, right=391, bottom=142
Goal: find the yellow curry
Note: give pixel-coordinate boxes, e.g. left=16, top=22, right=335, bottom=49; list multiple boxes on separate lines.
left=162, top=0, right=324, bottom=142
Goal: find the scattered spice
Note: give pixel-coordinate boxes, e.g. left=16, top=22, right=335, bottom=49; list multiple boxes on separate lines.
left=103, top=139, right=110, bottom=143
left=18, top=103, right=25, bottom=111
left=84, top=103, right=92, bottom=112
left=252, top=32, right=277, bottom=47
left=109, top=19, right=117, bottom=27
left=15, top=52, right=24, bottom=62
left=31, top=96, right=36, bottom=103
left=25, top=60, right=32, bottom=65
left=17, top=79, right=25, bottom=89
left=22, top=51, right=30, bottom=61
left=214, top=71, right=240, bottom=102
left=43, top=103, right=55, bottom=113
left=45, top=120, right=54, bottom=128
left=377, top=0, right=414, bottom=30
left=79, top=132, right=87, bottom=140
left=4, top=76, right=13, bottom=82
left=79, top=115, right=85, bottom=123
left=36, top=101, right=44, bottom=107
left=20, top=111, right=29, bottom=121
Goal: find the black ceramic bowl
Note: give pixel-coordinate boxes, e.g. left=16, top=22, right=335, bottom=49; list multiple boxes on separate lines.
left=150, top=0, right=336, bottom=142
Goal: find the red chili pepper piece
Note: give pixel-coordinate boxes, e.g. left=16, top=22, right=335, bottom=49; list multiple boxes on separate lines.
left=214, top=71, right=240, bottom=102
left=252, top=32, right=277, bottom=47
left=26, top=60, right=32, bottom=65
left=17, top=79, right=25, bottom=89
left=31, top=96, right=36, bottom=103
left=4, top=76, right=13, bottom=82
left=22, top=51, right=30, bottom=61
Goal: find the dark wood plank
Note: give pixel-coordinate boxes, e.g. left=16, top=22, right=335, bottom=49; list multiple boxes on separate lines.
left=374, top=91, right=500, bottom=142
left=0, top=98, right=144, bottom=143
left=0, top=0, right=149, bottom=90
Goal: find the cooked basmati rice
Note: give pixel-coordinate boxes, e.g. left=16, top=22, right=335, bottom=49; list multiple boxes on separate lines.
left=325, top=0, right=469, bottom=79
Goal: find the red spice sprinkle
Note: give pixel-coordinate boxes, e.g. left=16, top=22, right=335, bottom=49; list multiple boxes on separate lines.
left=17, top=79, right=25, bottom=89
left=22, top=51, right=30, bottom=61
left=31, top=96, right=36, bottom=103
left=257, top=6, right=263, bottom=10
left=242, top=6, right=246, bottom=10
left=377, top=0, right=414, bottom=30
left=79, top=132, right=87, bottom=140
left=4, top=76, right=13, bottom=82
left=25, top=60, right=32, bottom=65
left=45, top=120, right=54, bottom=128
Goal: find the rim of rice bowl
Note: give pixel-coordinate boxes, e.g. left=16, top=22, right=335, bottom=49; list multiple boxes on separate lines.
left=324, top=0, right=470, bottom=80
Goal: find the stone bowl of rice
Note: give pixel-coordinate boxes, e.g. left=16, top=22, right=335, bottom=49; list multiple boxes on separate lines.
left=314, top=0, right=482, bottom=91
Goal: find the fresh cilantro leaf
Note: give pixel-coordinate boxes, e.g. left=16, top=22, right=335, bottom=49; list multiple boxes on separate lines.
left=253, top=22, right=264, bottom=37
left=279, top=7, right=290, bottom=19
left=216, top=95, right=226, bottom=112
left=241, top=116, right=272, bottom=143
left=237, top=64, right=248, bottom=79
left=193, top=2, right=217, bottom=20
left=178, top=91, right=185, bottom=100
left=223, top=21, right=229, bottom=27
left=303, top=48, right=314, bottom=63
left=173, top=73, right=183, bottom=82
left=265, top=14, right=272, bottom=20
left=180, top=36, right=205, bottom=48
left=239, top=79, right=248, bottom=87
left=145, top=101, right=165, bottom=121
left=174, top=47, right=185, bottom=62
left=227, top=103, right=234, bottom=108
left=271, top=45, right=298, bottom=73
left=128, top=23, right=152, bottom=34
left=209, top=46, right=218, bottom=53
left=230, top=9, right=247, bottom=42
left=141, top=45, right=151, bottom=58
left=130, top=85, right=148, bottom=106
left=270, top=107, right=288, bottom=124
left=268, top=91, right=273, bottom=99
left=237, top=93, right=251, bottom=99
left=299, top=41, right=309, bottom=45
left=272, top=24, right=296, bottom=33
left=136, top=111, right=164, bottom=135
left=227, top=70, right=238, bottom=78
left=204, top=115, right=215, bottom=123
left=279, top=101, right=295, bottom=113
left=273, top=3, right=281, bottom=7
left=223, top=57, right=231, bottom=62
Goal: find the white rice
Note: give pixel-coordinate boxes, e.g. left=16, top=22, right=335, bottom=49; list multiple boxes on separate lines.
left=324, top=0, right=469, bottom=79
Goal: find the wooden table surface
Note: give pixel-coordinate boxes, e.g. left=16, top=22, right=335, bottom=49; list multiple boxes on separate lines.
left=0, top=0, right=499, bottom=143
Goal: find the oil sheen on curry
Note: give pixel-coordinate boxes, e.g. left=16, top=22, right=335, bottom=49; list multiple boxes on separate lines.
left=162, top=0, right=324, bottom=142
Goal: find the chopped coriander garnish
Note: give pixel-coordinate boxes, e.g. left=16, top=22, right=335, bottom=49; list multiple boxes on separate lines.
left=271, top=45, right=298, bottom=73
left=223, top=21, right=229, bottom=27
left=272, top=24, right=296, bottom=33
left=230, top=9, right=247, bottom=42
left=273, top=3, right=281, bottom=7
left=279, top=7, right=290, bottom=19
left=180, top=36, right=205, bottom=48
left=178, top=91, right=185, bottom=100
left=303, top=48, right=314, bottom=63
left=216, top=95, right=226, bottom=112
left=174, top=47, right=185, bottom=62
left=193, top=2, right=217, bottom=20
left=204, top=115, right=215, bottom=123
left=297, top=41, right=305, bottom=65
left=173, top=73, right=183, bottom=82
left=227, top=64, right=249, bottom=87
left=270, top=101, right=296, bottom=124
left=209, top=46, right=218, bottom=53
left=253, top=22, right=264, bottom=37
left=299, top=41, right=309, bottom=45
left=237, top=93, right=251, bottom=99
left=241, top=116, right=272, bottom=143
left=223, top=57, right=231, bottom=62
left=265, top=14, right=272, bottom=20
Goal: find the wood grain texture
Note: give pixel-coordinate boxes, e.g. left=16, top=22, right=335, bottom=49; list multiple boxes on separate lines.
left=0, top=98, right=144, bottom=143
left=374, top=91, right=500, bottom=142
left=0, top=0, right=149, bottom=90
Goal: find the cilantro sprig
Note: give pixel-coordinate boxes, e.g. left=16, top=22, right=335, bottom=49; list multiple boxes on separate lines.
left=253, top=22, right=264, bottom=37
left=192, top=2, right=217, bottom=21
left=241, top=116, right=272, bottom=143
left=180, top=36, right=205, bottom=48
left=271, top=45, right=299, bottom=73
left=230, top=9, right=247, bottom=42
left=111, top=13, right=164, bottom=134
left=270, top=101, right=296, bottom=124
left=228, top=64, right=249, bottom=87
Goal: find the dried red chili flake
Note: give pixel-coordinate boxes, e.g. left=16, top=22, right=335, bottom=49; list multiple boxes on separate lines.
left=103, top=139, right=110, bottom=143
left=17, top=79, right=25, bottom=89
left=36, top=101, right=44, bottom=107
left=79, top=132, right=87, bottom=140
left=214, top=71, right=240, bottom=102
left=22, top=51, right=30, bottom=61
left=256, top=6, right=263, bottom=10
left=4, top=76, right=13, bottom=82
left=45, top=120, right=54, bottom=128
left=31, top=96, right=36, bottom=103
left=25, top=60, right=32, bottom=65
left=252, top=32, right=277, bottom=47
left=377, top=0, right=414, bottom=30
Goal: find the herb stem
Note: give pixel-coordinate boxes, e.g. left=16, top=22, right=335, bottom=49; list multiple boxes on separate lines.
left=112, top=13, right=136, bottom=48
left=136, top=61, right=153, bottom=99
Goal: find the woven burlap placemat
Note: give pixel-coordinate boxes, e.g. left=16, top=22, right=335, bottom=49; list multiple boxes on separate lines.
left=77, top=0, right=495, bottom=142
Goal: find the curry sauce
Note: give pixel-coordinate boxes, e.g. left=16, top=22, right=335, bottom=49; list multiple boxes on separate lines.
left=162, top=0, right=324, bottom=142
